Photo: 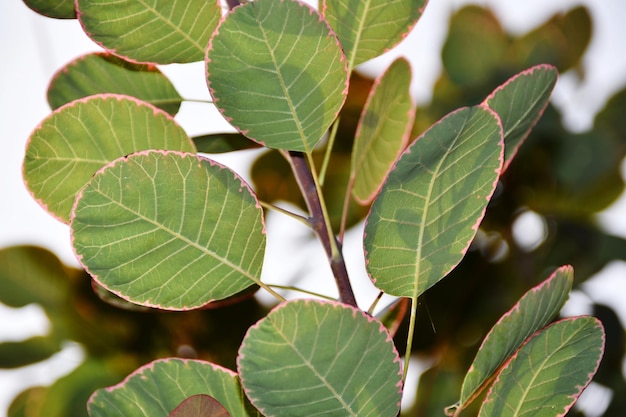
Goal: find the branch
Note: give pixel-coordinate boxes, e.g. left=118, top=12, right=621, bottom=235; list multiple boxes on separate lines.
left=287, top=151, right=358, bottom=307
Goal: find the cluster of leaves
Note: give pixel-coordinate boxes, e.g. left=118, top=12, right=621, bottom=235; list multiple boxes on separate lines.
left=4, top=0, right=623, bottom=416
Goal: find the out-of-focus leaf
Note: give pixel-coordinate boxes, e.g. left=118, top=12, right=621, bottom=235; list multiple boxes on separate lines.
left=322, top=0, right=427, bottom=69
left=442, top=6, right=507, bottom=86
left=23, top=94, right=196, bottom=223
left=0, top=246, right=68, bottom=309
left=514, top=6, right=591, bottom=72
left=478, top=317, right=604, bottom=417
left=453, top=266, right=573, bottom=413
left=484, top=64, right=557, bottom=172
left=193, top=133, right=262, bottom=154
left=375, top=297, right=409, bottom=338
left=71, top=151, right=265, bottom=311
left=364, top=105, right=503, bottom=298
left=22, top=0, right=75, bottom=19
left=0, top=336, right=62, bottom=369
left=47, top=53, right=182, bottom=115
left=9, top=359, right=122, bottom=417
left=88, top=358, right=253, bottom=417
left=76, top=0, right=221, bottom=64
left=351, top=57, right=414, bottom=204
left=169, top=394, right=231, bottom=417
left=206, top=0, right=348, bottom=152
left=238, top=299, right=402, bottom=417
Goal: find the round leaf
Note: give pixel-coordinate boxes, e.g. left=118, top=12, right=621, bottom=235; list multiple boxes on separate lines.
left=23, top=95, right=196, bottom=223
left=479, top=317, right=605, bottom=417
left=238, top=299, right=402, bottom=417
left=71, top=150, right=265, bottom=310
left=170, top=395, right=230, bottom=417
left=23, top=0, right=76, bottom=19
left=364, top=105, right=503, bottom=298
left=206, top=0, right=348, bottom=152
left=88, top=358, right=252, bottom=417
left=322, top=0, right=427, bottom=69
left=48, top=52, right=183, bottom=115
left=76, top=0, right=221, bottom=64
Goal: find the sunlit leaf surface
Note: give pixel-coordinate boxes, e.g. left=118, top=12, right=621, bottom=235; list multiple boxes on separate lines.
left=238, top=299, right=402, bottom=417
left=88, top=359, right=252, bottom=417
left=322, top=0, right=427, bottom=69
left=478, top=317, right=604, bottom=417
left=351, top=57, right=414, bottom=204
left=364, top=105, right=503, bottom=297
left=457, top=266, right=573, bottom=411
left=23, top=95, right=195, bottom=223
left=71, top=151, right=265, bottom=310
left=484, top=64, right=557, bottom=171
left=47, top=52, right=182, bottom=115
left=206, top=0, right=348, bottom=152
left=76, top=0, right=221, bottom=64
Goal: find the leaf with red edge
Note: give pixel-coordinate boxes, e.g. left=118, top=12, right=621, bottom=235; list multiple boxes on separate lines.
left=169, top=394, right=231, bottom=417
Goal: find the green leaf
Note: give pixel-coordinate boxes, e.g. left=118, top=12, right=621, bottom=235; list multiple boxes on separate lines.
left=0, top=335, right=62, bottom=369
left=169, top=395, right=231, bottom=417
left=193, top=133, right=262, bottom=154
left=70, top=150, right=265, bottom=310
left=23, top=0, right=76, bottom=19
left=0, top=246, right=68, bottom=309
left=351, top=57, right=414, bottom=204
left=76, top=0, right=221, bottom=64
left=484, top=64, right=558, bottom=171
left=456, top=266, right=573, bottom=412
left=478, top=317, right=605, bottom=417
left=47, top=52, right=183, bottom=115
left=88, top=358, right=253, bottom=417
left=322, top=0, right=427, bottom=70
left=23, top=95, right=196, bottom=223
left=364, top=105, right=503, bottom=298
left=206, top=0, right=348, bottom=152
left=238, top=299, right=402, bottom=417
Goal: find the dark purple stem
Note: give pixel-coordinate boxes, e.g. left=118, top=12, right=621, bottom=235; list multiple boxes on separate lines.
left=288, top=152, right=357, bottom=307
left=225, top=0, right=241, bottom=10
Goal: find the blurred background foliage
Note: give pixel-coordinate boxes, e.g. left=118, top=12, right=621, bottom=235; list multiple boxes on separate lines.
left=1, top=4, right=625, bottom=417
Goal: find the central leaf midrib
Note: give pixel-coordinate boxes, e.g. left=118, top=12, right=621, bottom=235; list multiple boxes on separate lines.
left=255, top=5, right=310, bottom=153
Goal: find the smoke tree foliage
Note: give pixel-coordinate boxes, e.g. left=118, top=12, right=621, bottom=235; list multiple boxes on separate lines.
left=8, top=0, right=609, bottom=416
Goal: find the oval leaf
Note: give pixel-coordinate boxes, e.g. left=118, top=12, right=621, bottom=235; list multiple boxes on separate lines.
left=170, top=394, right=231, bottom=417
left=364, top=105, right=503, bottom=298
left=478, top=317, right=605, bottom=417
left=206, top=0, right=348, bottom=152
left=351, top=57, right=414, bottom=204
left=456, top=265, right=573, bottom=412
left=88, top=358, right=252, bottom=417
left=322, top=0, right=427, bottom=69
left=238, top=299, right=402, bottom=417
left=484, top=64, right=558, bottom=171
left=23, top=0, right=76, bottom=19
left=48, top=52, right=183, bottom=115
left=23, top=95, right=195, bottom=223
left=76, top=0, right=221, bottom=64
left=70, top=150, right=265, bottom=310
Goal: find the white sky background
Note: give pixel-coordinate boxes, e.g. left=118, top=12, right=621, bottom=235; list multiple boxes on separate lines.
left=1, top=0, right=626, bottom=413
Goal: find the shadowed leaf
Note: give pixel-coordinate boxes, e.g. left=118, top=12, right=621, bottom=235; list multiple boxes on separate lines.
left=193, top=133, right=262, bottom=154
left=47, top=52, right=182, bottom=115
left=169, top=394, right=231, bottom=417
left=23, top=0, right=76, bottom=19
